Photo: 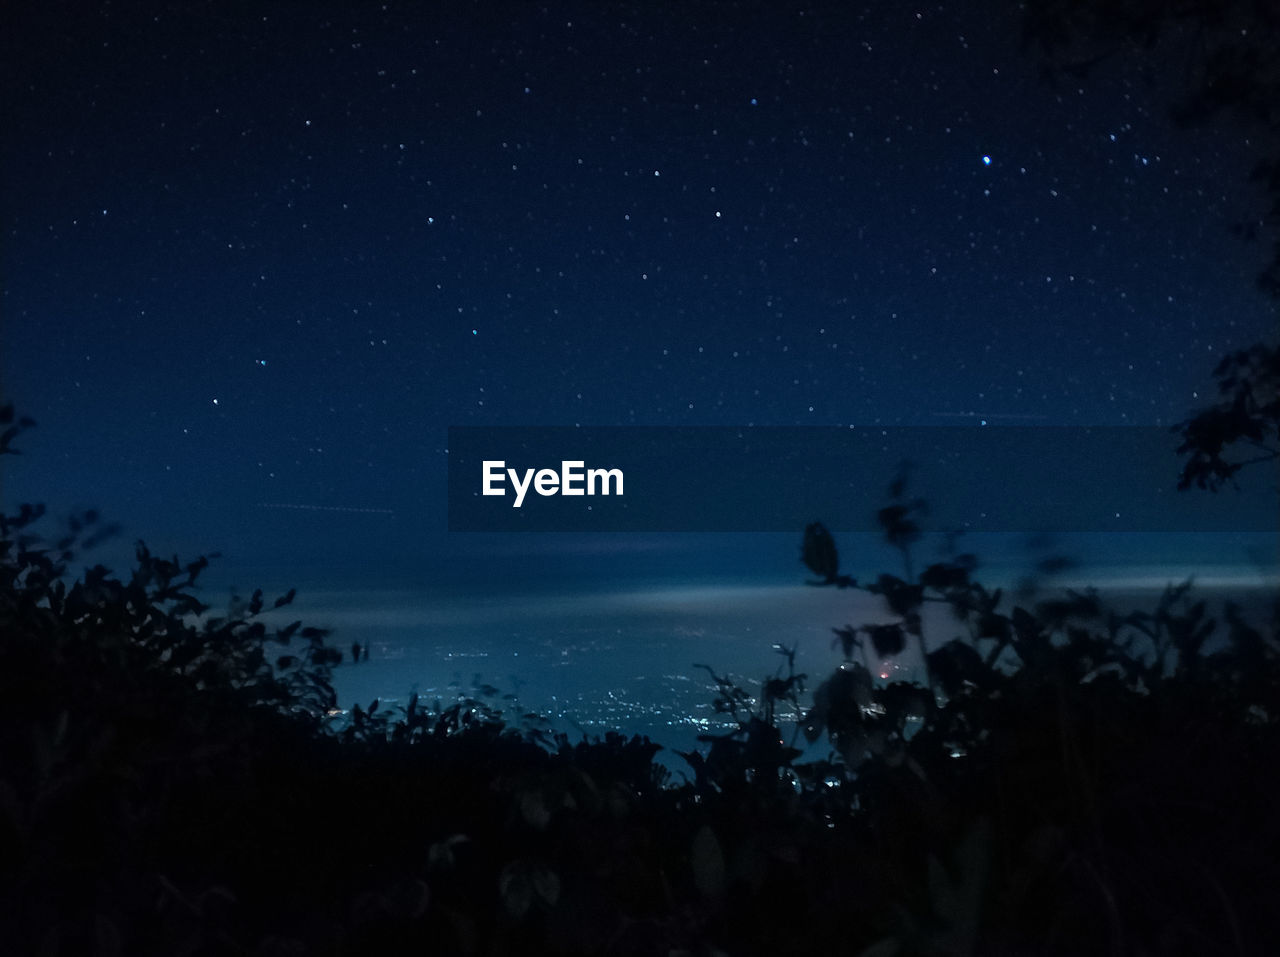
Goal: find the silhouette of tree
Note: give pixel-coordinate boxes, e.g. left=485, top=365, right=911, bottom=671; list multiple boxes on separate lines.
left=1016, top=4, right=1280, bottom=497
left=1021, top=0, right=1280, bottom=295
left=4, top=7, right=1280, bottom=948
left=1174, top=339, right=1280, bottom=488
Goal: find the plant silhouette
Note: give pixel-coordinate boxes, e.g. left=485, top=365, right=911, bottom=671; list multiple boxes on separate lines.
left=1022, top=0, right=1280, bottom=297
left=3, top=336, right=1280, bottom=957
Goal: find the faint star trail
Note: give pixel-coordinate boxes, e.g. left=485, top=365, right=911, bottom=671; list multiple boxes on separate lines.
left=256, top=503, right=396, bottom=515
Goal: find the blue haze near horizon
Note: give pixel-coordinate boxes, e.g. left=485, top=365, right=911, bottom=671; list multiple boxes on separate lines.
left=224, top=527, right=1276, bottom=760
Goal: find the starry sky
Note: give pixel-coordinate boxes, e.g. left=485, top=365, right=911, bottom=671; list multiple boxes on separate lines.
left=3, top=0, right=1276, bottom=599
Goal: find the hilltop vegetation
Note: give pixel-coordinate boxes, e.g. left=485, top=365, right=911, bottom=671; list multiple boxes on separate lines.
left=2, top=357, right=1277, bottom=954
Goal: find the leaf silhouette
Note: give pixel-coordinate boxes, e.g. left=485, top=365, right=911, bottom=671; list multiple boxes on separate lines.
left=866, top=623, right=906, bottom=657
left=802, top=521, right=839, bottom=581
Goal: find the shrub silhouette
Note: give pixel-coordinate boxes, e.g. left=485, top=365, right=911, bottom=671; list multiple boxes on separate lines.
left=704, top=467, right=1280, bottom=955
left=6, top=2, right=1280, bottom=952
left=0, top=418, right=705, bottom=955
left=4, top=321, right=1280, bottom=957
left=1022, top=0, right=1280, bottom=296
left=1175, top=340, right=1280, bottom=490
left=5, top=361, right=1280, bottom=955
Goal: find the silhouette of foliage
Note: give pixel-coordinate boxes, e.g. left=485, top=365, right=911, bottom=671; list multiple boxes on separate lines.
left=690, top=454, right=1280, bottom=953
left=1175, top=339, right=1280, bottom=489
left=4, top=334, right=1279, bottom=956
left=800, top=520, right=841, bottom=583
left=0, top=402, right=37, bottom=455
left=1021, top=0, right=1280, bottom=295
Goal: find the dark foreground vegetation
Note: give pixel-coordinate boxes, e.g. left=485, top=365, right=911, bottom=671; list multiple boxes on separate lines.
left=1, top=343, right=1278, bottom=956
left=5, top=3, right=1279, bottom=953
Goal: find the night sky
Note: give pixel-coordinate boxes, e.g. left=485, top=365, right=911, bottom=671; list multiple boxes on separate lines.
left=2, top=1, right=1276, bottom=731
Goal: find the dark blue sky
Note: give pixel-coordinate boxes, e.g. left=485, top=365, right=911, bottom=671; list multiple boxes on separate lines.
left=2, top=0, right=1275, bottom=591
